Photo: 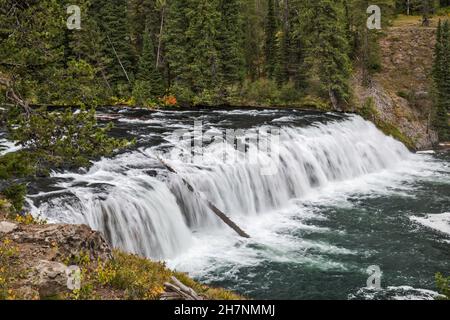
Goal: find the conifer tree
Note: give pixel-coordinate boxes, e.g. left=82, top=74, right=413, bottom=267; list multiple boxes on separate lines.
left=433, top=20, right=450, bottom=141
left=134, top=28, right=164, bottom=100
left=166, top=0, right=221, bottom=99
left=185, top=0, right=221, bottom=94
left=0, top=0, right=65, bottom=106
left=165, top=0, right=190, bottom=90
left=95, top=0, right=135, bottom=95
left=217, top=0, right=245, bottom=87
left=274, top=0, right=290, bottom=85
left=265, top=0, right=277, bottom=79
left=242, top=0, right=266, bottom=80
left=301, top=0, right=352, bottom=107
left=67, top=1, right=112, bottom=98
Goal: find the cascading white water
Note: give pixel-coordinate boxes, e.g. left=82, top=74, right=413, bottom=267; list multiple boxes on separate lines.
left=29, top=115, right=412, bottom=260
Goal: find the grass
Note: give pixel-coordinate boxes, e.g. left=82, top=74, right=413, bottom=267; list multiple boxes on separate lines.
left=62, top=249, right=244, bottom=300
left=0, top=238, right=23, bottom=300
left=392, top=14, right=449, bottom=28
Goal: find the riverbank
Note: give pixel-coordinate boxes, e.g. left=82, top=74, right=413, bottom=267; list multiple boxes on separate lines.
left=0, top=199, right=242, bottom=300
left=352, top=15, right=447, bottom=151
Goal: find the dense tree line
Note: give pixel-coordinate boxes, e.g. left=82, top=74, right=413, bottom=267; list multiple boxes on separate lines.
left=433, top=19, right=450, bottom=141
left=0, top=0, right=448, bottom=116
left=0, top=0, right=405, bottom=109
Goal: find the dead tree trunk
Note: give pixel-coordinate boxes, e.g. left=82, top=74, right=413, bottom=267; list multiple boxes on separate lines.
left=156, top=5, right=166, bottom=69
left=156, top=156, right=250, bottom=239
left=329, top=89, right=340, bottom=111
left=0, top=76, right=32, bottom=117
left=106, top=34, right=131, bottom=85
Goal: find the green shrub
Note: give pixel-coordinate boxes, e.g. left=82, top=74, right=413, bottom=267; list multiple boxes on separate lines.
left=170, top=83, right=194, bottom=107
left=359, top=97, right=379, bottom=120
left=1, top=184, right=26, bottom=212
left=132, top=80, right=154, bottom=107
left=278, top=81, right=303, bottom=103
left=397, top=90, right=417, bottom=105
left=299, top=95, right=331, bottom=111
left=436, top=273, right=450, bottom=300
left=243, top=78, right=279, bottom=105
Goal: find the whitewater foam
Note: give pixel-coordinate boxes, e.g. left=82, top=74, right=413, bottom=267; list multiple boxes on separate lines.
left=411, top=213, right=450, bottom=236
left=28, top=114, right=434, bottom=265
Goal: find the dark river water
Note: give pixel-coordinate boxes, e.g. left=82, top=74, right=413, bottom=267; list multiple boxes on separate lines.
left=2, top=107, right=449, bottom=300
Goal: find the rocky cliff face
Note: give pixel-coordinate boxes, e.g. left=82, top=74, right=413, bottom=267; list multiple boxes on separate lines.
left=352, top=19, right=440, bottom=150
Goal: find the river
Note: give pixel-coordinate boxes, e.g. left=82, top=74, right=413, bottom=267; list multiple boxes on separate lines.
left=2, top=107, right=448, bottom=300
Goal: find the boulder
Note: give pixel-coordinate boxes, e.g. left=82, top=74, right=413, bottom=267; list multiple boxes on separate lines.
left=34, top=260, right=71, bottom=298
left=12, top=224, right=112, bottom=262
left=0, top=221, right=18, bottom=235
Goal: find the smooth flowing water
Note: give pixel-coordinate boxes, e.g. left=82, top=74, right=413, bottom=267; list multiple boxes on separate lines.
left=4, top=107, right=448, bottom=300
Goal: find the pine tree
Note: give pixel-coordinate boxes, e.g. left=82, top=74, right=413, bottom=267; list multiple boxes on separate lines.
left=185, top=0, right=221, bottom=94
left=166, top=0, right=221, bottom=100
left=274, top=0, right=289, bottom=85
left=433, top=20, right=443, bottom=82
left=285, top=0, right=309, bottom=90
left=217, top=0, right=245, bottom=88
left=67, top=1, right=112, bottom=98
left=265, top=0, right=277, bottom=79
left=95, top=0, right=135, bottom=96
left=242, top=0, right=266, bottom=80
left=134, top=28, right=164, bottom=99
left=165, top=0, right=190, bottom=90
left=433, top=20, right=450, bottom=141
left=128, top=0, right=161, bottom=52
left=301, top=0, right=352, bottom=107
left=344, top=0, right=395, bottom=86
left=0, top=0, right=65, bottom=105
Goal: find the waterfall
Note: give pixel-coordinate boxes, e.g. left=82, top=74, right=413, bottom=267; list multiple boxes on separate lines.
left=28, top=115, right=411, bottom=260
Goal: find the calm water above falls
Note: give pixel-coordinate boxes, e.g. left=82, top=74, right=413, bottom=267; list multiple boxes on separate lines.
left=9, top=108, right=448, bottom=300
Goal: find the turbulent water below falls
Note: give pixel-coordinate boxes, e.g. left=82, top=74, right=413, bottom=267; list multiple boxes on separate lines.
left=6, top=108, right=448, bottom=300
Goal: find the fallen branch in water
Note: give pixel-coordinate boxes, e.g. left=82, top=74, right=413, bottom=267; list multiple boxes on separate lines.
left=155, top=155, right=250, bottom=239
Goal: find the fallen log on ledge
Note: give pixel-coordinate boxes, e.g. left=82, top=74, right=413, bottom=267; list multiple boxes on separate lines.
left=156, top=155, right=250, bottom=239
left=161, top=276, right=203, bottom=300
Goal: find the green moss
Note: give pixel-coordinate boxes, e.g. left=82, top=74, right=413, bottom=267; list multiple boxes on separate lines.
left=376, top=120, right=416, bottom=150
left=355, top=97, right=416, bottom=150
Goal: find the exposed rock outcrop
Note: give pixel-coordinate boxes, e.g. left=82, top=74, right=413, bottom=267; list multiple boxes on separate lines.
left=352, top=23, right=440, bottom=150
left=10, top=223, right=112, bottom=262
left=33, top=260, right=73, bottom=298
left=0, top=212, right=238, bottom=300
left=0, top=221, right=17, bottom=234
left=0, top=221, right=112, bottom=299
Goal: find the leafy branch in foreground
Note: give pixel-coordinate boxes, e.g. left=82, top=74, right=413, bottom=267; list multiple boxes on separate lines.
left=7, top=107, right=133, bottom=168
left=0, top=106, right=133, bottom=212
